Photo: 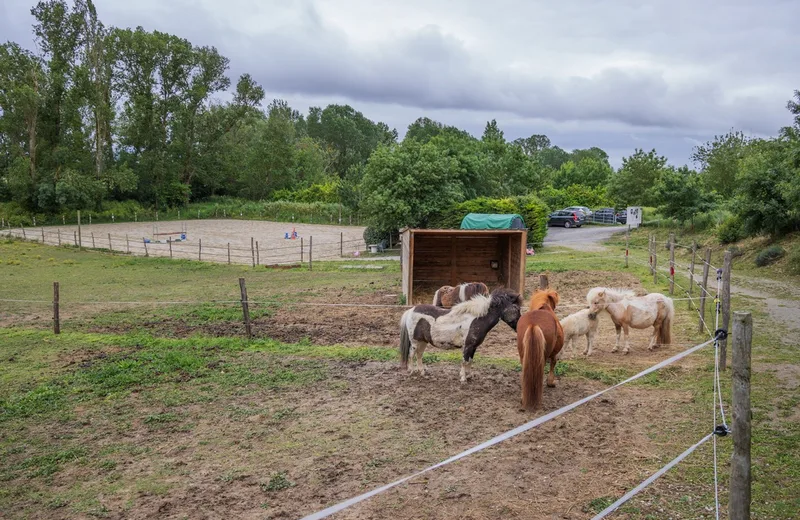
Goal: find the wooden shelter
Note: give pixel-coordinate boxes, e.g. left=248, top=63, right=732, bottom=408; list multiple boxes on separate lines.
left=400, top=228, right=527, bottom=304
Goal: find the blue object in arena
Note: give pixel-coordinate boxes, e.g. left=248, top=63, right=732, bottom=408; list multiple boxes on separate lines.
left=180, top=233, right=186, bottom=240
left=284, top=232, right=290, bottom=239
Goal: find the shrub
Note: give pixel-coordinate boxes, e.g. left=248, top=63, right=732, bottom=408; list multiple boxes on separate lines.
left=717, top=216, right=744, bottom=244
left=363, top=227, right=388, bottom=246
left=513, top=195, right=550, bottom=247
left=755, top=245, right=785, bottom=267
left=727, top=245, right=745, bottom=259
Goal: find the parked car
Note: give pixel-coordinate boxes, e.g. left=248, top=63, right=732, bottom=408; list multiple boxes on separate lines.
left=564, top=206, right=593, bottom=218
left=547, top=210, right=586, bottom=228
left=616, top=211, right=627, bottom=224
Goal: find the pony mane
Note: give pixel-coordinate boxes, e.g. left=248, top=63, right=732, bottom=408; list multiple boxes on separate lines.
left=528, top=289, right=559, bottom=310
left=448, top=293, right=492, bottom=317
left=586, top=286, right=636, bottom=303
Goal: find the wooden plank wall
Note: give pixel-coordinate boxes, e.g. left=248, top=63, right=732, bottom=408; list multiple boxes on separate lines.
left=508, top=233, right=525, bottom=296
left=412, top=235, right=503, bottom=287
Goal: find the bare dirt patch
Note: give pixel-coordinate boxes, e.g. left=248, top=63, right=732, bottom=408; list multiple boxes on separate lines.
left=4, top=357, right=697, bottom=520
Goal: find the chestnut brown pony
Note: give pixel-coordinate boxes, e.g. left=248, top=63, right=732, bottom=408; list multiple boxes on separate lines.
left=516, top=289, right=565, bottom=411
left=432, top=282, right=489, bottom=307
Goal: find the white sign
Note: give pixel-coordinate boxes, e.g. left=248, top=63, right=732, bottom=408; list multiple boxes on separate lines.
left=627, top=206, right=642, bottom=228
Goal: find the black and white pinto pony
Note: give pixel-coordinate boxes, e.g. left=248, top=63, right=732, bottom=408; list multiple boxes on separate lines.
left=400, top=287, right=522, bottom=382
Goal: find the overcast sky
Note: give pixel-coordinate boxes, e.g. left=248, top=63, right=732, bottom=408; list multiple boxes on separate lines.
left=2, top=0, right=799, bottom=167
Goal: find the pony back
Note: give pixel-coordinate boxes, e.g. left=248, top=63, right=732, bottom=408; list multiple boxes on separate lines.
left=528, top=289, right=559, bottom=311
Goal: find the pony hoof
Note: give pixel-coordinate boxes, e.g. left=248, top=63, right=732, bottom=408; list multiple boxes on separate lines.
left=623, top=350, right=630, bottom=355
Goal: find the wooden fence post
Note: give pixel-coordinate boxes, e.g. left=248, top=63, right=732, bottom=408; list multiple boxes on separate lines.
left=720, top=251, right=733, bottom=370
left=300, top=237, right=304, bottom=263
left=251, top=237, right=255, bottom=267
left=538, top=274, right=549, bottom=290
left=256, top=241, right=260, bottom=266
left=698, top=248, right=711, bottom=333
left=669, top=233, right=675, bottom=295
left=126, top=234, right=130, bottom=254
left=198, top=238, right=202, bottom=261
left=57, top=229, right=61, bottom=246
left=648, top=234, right=654, bottom=275
left=73, top=231, right=77, bottom=246
left=22, top=226, right=26, bottom=240
left=143, top=238, right=148, bottom=257
left=41, top=227, right=45, bottom=243
left=688, top=242, right=696, bottom=310
left=239, top=277, right=252, bottom=339
left=77, top=210, right=82, bottom=249
left=53, top=281, right=60, bottom=335
left=730, top=311, right=752, bottom=520
left=653, top=238, right=658, bottom=285
left=108, top=233, right=112, bottom=252
left=309, top=236, right=313, bottom=271
left=91, top=232, right=96, bottom=248
left=340, top=232, right=343, bottom=257
left=625, top=225, right=630, bottom=268
left=227, top=243, right=231, bottom=264
left=168, top=238, right=173, bottom=259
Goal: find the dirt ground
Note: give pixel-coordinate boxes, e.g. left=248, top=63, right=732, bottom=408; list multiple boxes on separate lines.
left=34, top=219, right=368, bottom=265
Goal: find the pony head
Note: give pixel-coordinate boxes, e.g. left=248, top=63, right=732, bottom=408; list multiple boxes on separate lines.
left=586, top=286, right=635, bottom=313
left=528, top=289, right=559, bottom=312
left=490, top=287, right=523, bottom=331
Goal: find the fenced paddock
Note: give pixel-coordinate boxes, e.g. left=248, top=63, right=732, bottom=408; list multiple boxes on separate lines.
left=3, top=219, right=370, bottom=265
left=0, top=231, right=764, bottom=519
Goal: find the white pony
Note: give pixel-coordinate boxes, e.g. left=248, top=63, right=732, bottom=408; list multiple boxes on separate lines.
left=558, top=308, right=600, bottom=358
left=586, top=287, right=674, bottom=354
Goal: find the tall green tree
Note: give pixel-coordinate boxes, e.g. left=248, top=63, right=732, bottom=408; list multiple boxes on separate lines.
left=607, top=148, right=668, bottom=207
left=653, top=166, right=717, bottom=228
left=691, top=130, right=751, bottom=199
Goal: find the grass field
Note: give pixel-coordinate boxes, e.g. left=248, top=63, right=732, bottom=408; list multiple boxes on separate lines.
left=0, top=236, right=798, bottom=519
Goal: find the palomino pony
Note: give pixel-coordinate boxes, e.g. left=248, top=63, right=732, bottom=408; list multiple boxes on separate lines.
left=586, top=287, right=674, bottom=354
left=432, top=282, right=489, bottom=307
left=559, top=308, right=600, bottom=359
left=400, top=287, right=522, bottom=383
left=516, top=289, right=565, bottom=411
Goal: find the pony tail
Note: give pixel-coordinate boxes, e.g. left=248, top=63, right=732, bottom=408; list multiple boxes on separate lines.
left=432, top=289, right=441, bottom=306
left=521, top=325, right=546, bottom=411
left=399, top=310, right=411, bottom=368
left=659, top=299, right=674, bottom=345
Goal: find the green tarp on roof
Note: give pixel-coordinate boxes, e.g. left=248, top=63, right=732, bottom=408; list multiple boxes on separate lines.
left=460, top=213, right=526, bottom=230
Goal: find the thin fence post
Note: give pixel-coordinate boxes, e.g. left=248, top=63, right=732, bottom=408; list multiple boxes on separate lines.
left=625, top=225, right=629, bottom=268
left=108, top=233, right=112, bottom=252
left=77, top=210, right=82, bottom=249
left=653, top=238, right=658, bottom=286
left=300, top=237, right=304, bottom=263
left=126, top=234, right=130, bottom=254
left=648, top=234, right=654, bottom=274
left=340, top=232, right=343, bottom=257
left=669, top=233, right=675, bottom=295
left=251, top=237, right=255, bottom=267
left=699, top=248, right=711, bottom=333
left=309, top=236, right=313, bottom=271
left=256, top=241, right=259, bottom=266
left=227, top=243, right=231, bottom=264
left=73, top=231, right=77, bottom=246
left=239, top=277, right=252, bottom=339
left=168, top=238, right=173, bottom=259
left=688, top=242, right=696, bottom=310
left=721, top=251, right=733, bottom=370
left=57, top=229, right=61, bottom=246
left=22, top=226, right=26, bottom=240
left=143, top=238, right=148, bottom=257
left=730, top=311, right=752, bottom=520
left=41, top=227, right=45, bottom=243
left=198, top=238, right=202, bottom=261
left=538, top=274, right=549, bottom=290
left=53, top=281, right=60, bottom=335
left=91, top=232, right=96, bottom=249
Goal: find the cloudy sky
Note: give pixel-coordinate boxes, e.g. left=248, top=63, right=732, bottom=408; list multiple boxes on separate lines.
left=2, top=0, right=799, bottom=166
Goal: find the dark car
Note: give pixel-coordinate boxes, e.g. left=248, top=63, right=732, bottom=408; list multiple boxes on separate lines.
left=592, top=207, right=617, bottom=224
left=616, top=211, right=627, bottom=224
left=547, top=210, right=586, bottom=228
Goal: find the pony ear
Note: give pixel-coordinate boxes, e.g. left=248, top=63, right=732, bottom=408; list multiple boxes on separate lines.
left=597, top=290, right=605, bottom=297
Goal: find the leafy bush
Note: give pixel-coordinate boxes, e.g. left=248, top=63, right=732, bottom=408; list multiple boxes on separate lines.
left=537, top=185, right=612, bottom=211
left=755, top=245, right=785, bottom=267
left=727, top=245, right=744, bottom=259
left=426, top=195, right=550, bottom=247
left=363, top=227, right=388, bottom=246
left=717, top=216, right=744, bottom=244
left=272, top=181, right=341, bottom=204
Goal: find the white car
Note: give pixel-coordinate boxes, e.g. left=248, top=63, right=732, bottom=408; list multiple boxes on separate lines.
left=564, top=206, right=593, bottom=218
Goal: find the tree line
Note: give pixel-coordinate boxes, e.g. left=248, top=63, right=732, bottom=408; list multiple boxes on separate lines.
left=1, top=1, right=799, bottom=244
